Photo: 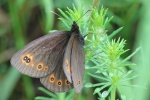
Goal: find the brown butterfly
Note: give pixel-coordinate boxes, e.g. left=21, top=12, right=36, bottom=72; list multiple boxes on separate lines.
left=11, top=21, right=84, bottom=93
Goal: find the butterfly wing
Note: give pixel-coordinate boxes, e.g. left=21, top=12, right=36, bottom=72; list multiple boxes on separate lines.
left=63, top=33, right=84, bottom=93
left=11, top=31, right=69, bottom=78
left=63, top=34, right=75, bottom=83
left=71, top=34, right=84, bottom=93
left=40, top=51, right=73, bottom=92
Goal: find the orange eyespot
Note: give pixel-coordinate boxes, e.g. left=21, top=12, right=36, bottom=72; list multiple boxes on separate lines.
left=49, top=74, right=55, bottom=83
left=66, top=59, right=69, bottom=66
left=65, top=79, right=70, bottom=85
left=37, top=63, right=44, bottom=71
left=66, top=59, right=71, bottom=74
left=51, top=77, right=54, bottom=81
left=21, top=53, right=34, bottom=66
left=57, top=80, right=62, bottom=86
left=77, top=80, right=81, bottom=85
left=44, top=66, right=48, bottom=71
left=78, top=80, right=81, bottom=84
left=22, top=56, right=31, bottom=63
left=37, top=65, right=42, bottom=70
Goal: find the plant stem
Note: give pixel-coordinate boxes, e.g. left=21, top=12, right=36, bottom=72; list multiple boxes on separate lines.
left=111, top=87, right=116, bottom=100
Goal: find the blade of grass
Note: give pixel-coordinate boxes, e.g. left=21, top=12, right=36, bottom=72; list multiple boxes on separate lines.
left=0, top=68, right=20, bottom=100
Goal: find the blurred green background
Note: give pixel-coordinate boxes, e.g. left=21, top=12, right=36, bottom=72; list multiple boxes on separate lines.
left=0, top=0, right=150, bottom=100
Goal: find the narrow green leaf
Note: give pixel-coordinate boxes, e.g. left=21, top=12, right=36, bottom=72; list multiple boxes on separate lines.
left=88, top=73, right=110, bottom=81
left=38, top=87, right=57, bottom=98
left=108, top=27, right=124, bottom=39
left=121, top=47, right=141, bottom=63
left=84, top=83, right=93, bottom=88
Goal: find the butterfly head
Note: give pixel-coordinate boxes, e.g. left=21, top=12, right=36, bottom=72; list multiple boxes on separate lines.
left=71, top=21, right=79, bottom=32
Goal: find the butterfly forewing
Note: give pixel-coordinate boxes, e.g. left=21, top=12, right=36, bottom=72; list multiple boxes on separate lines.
left=63, top=34, right=75, bottom=83
left=11, top=31, right=69, bottom=78
left=40, top=51, right=73, bottom=92
left=71, top=34, right=84, bottom=93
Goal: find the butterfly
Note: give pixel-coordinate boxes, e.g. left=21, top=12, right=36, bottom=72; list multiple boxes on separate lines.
left=11, top=21, right=85, bottom=93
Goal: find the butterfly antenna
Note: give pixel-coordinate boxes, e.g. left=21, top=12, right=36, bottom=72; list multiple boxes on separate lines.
left=76, top=10, right=91, bottom=22
left=50, top=11, right=62, bottom=18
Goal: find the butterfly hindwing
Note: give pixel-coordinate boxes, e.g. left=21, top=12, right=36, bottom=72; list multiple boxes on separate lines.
left=11, top=31, right=69, bottom=78
left=40, top=52, right=73, bottom=92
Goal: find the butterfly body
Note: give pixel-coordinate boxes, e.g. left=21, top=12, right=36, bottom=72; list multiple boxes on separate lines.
left=11, top=21, right=84, bottom=93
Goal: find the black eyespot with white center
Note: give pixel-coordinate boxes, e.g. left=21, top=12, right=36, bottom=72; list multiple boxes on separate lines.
left=23, top=56, right=28, bottom=60
left=58, top=82, right=61, bottom=85
left=26, top=58, right=31, bottom=63
left=23, top=56, right=31, bottom=63
left=57, top=80, right=62, bottom=86
left=51, top=77, right=54, bottom=81
left=38, top=65, right=42, bottom=69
